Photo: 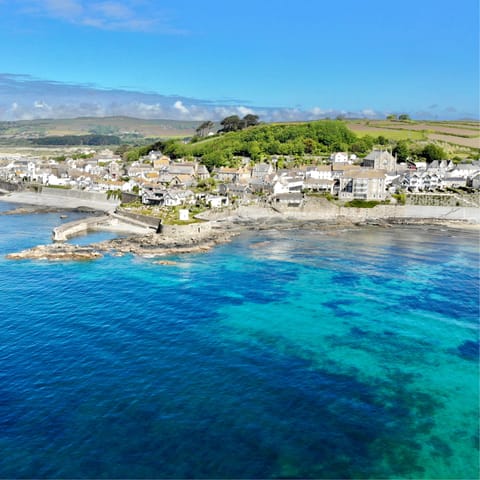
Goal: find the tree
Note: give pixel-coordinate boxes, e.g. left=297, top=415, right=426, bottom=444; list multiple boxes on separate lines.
left=248, top=140, right=262, bottom=160
left=398, top=113, right=411, bottom=121
left=106, top=189, right=122, bottom=200
left=386, top=114, right=397, bottom=121
left=242, top=114, right=259, bottom=128
left=393, top=140, right=410, bottom=162
left=195, top=120, right=214, bottom=137
left=421, top=144, right=447, bottom=163
left=377, top=135, right=388, bottom=145
left=219, top=115, right=242, bottom=132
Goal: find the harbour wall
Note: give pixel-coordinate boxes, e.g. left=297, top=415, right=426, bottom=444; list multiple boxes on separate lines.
left=52, top=212, right=155, bottom=242
left=53, top=216, right=110, bottom=241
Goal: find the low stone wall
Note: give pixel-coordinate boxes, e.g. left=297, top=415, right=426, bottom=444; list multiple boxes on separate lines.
left=121, top=192, right=140, bottom=204
left=406, top=193, right=480, bottom=207
left=115, top=209, right=161, bottom=229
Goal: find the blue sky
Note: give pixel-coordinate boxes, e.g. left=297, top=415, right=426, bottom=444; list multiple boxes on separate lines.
left=0, top=0, right=478, bottom=121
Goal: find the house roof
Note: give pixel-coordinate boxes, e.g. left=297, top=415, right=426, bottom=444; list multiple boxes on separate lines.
left=304, top=178, right=334, bottom=185
left=347, top=169, right=386, bottom=179
left=332, top=163, right=360, bottom=171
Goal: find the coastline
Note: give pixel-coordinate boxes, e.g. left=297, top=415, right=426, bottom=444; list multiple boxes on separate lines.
left=2, top=194, right=479, bottom=261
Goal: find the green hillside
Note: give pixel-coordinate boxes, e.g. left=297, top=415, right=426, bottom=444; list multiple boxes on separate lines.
left=158, top=120, right=375, bottom=169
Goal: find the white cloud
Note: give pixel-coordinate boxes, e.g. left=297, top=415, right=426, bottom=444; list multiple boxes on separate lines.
left=18, top=0, right=184, bottom=33
left=1, top=74, right=476, bottom=122
left=93, top=1, right=131, bottom=20
left=173, top=100, right=189, bottom=115
left=34, top=100, right=51, bottom=109
left=237, top=106, right=255, bottom=117
left=44, top=0, right=84, bottom=19
left=310, top=107, right=325, bottom=116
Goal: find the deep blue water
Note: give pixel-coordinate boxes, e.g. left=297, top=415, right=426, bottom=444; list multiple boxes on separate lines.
left=0, top=200, right=479, bottom=479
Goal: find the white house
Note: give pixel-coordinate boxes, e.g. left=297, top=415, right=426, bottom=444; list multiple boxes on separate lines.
left=305, top=165, right=333, bottom=180
left=206, top=195, right=229, bottom=208
left=330, top=152, right=350, bottom=164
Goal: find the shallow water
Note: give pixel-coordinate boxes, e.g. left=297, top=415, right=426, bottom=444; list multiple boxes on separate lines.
left=0, top=207, right=478, bottom=478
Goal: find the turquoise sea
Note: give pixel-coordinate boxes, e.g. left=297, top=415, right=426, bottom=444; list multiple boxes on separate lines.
left=0, top=200, right=478, bottom=479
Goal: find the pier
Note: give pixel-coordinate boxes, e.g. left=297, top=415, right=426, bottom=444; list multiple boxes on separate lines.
left=52, top=211, right=158, bottom=242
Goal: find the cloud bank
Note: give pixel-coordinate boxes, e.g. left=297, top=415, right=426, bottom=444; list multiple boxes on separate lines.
left=0, top=74, right=474, bottom=123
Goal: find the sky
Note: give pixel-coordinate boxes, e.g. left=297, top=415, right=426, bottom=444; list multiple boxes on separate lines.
left=0, top=0, right=478, bottom=121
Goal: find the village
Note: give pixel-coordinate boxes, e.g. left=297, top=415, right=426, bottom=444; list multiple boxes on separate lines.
left=1, top=147, right=480, bottom=221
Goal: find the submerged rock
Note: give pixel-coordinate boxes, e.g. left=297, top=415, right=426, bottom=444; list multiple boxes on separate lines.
left=154, top=260, right=177, bottom=266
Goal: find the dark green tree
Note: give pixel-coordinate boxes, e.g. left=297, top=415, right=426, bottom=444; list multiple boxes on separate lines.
left=398, top=114, right=411, bottom=121
left=242, top=114, right=260, bottom=128
left=196, top=120, right=214, bottom=137
left=421, top=144, right=447, bottom=162
left=219, top=115, right=242, bottom=132
left=393, top=140, right=410, bottom=162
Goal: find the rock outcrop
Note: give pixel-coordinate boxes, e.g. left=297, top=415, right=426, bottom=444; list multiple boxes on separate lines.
left=6, top=243, right=103, bottom=261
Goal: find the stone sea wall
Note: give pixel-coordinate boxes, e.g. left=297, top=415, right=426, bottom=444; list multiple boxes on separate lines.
left=227, top=198, right=480, bottom=223
left=39, top=187, right=120, bottom=206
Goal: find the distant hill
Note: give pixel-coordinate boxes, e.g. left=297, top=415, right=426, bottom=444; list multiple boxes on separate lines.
left=0, top=116, right=202, bottom=141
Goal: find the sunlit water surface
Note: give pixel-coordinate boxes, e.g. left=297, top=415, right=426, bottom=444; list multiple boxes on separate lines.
left=0, top=201, right=478, bottom=478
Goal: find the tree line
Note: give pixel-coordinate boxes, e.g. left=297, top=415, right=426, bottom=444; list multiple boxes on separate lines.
left=195, top=114, right=260, bottom=137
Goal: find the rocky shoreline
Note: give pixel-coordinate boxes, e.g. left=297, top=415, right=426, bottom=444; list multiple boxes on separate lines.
left=6, top=214, right=479, bottom=262
left=5, top=221, right=242, bottom=261
left=0, top=205, right=101, bottom=216
left=6, top=243, right=104, bottom=261
left=3, top=197, right=479, bottom=262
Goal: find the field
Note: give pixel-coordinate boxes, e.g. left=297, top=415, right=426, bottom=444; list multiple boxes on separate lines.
left=346, top=119, right=480, bottom=150
left=347, top=124, right=426, bottom=140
